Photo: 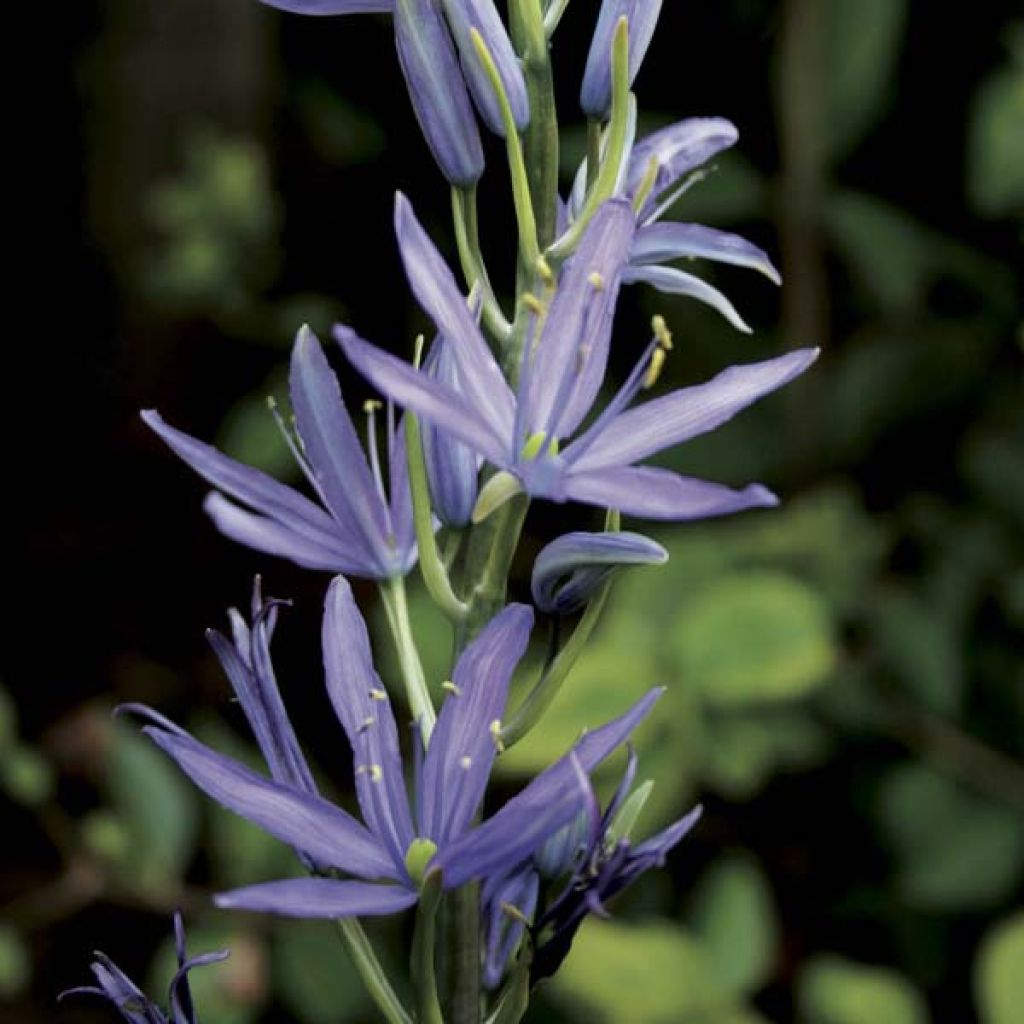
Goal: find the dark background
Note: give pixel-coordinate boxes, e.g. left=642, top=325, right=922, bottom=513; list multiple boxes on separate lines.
left=6, top=1, right=1022, bottom=1021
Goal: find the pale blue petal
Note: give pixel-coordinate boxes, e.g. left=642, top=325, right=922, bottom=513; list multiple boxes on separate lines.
left=623, top=263, right=753, bottom=333
left=216, top=877, right=417, bottom=918
left=632, top=223, right=781, bottom=284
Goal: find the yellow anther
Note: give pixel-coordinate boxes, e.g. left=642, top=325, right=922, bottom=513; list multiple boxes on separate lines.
left=489, top=719, right=506, bottom=753
left=266, top=395, right=278, bottom=410
left=363, top=399, right=383, bottom=414
left=644, top=347, right=667, bottom=389
left=535, top=256, right=554, bottom=285
left=460, top=756, right=472, bottom=770
left=442, top=680, right=461, bottom=696
left=652, top=314, right=673, bottom=350
left=369, top=688, right=388, bottom=702
left=522, top=292, right=546, bottom=317
left=413, top=334, right=425, bottom=370
left=632, top=154, right=661, bottom=214
left=357, top=764, right=384, bottom=783
left=358, top=716, right=376, bottom=733
left=500, top=902, right=532, bottom=926
left=588, top=271, right=605, bottom=291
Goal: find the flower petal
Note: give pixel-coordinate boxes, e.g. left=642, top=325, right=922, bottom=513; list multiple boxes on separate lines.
left=569, top=348, right=820, bottom=472
left=565, top=465, right=778, bottom=521
left=336, top=326, right=508, bottom=466
left=323, top=576, right=415, bottom=871
left=483, top=867, right=539, bottom=989
left=290, top=327, right=397, bottom=574
left=531, top=531, right=667, bottom=614
left=394, top=193, right=515, bottom=436
left=143, top=725, right=396, bottom=880
left=393, top=0, right=485, bottom=186
left=523, top=200, right=635, bottom=440
left=215, top=877, right=417, bottom=918
left=622, top=263, right=753, bottom=333
left=437, top=688, right=664, bottom=888
left=632, top=223, right=781, bottom=284
left=420, top=604, right=534, bottom=844
left=259, top=0, right=391, bottom=12
left=203, top=492, right=371, bottom=575
left=141, top=409, right=351, bottom=552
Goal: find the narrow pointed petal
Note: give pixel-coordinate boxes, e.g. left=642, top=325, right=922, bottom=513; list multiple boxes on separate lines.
left=524, top=200, right=635, bottom=440
left=569, top=349, right=820, bottom=472
left=623, top=263, right=753, bottom=333
left=626, top=118, right=738, bottom=221
left=565, top=465, right=778, bottom=521
left=581, top=0, right=665, bottom=118
left=437, top=688, right=664, bottom=888
left=216, top=877, right=417, bottom=918
left=442, top=0, right=530, bottom=134
left=531, top=531, right=667, bottom=615
left=421, top=337, right=480, bottom=526
left=168, top=950, right=230, bottom=1024
left=144, top=726, right=397, bottom=880
left=289, top=328, right=398, bottom=575
left=632, top=223, right=781, bottom=284
left=259, top=0, right=392, bottom=12
left=394, top=0, right=485, bottom=186
left=323, top=576, right=415, bottom=869
left=387, top=412, right=418, bottom=563
left=393, top=194, right=515, bottom=435
left=632, top=804, right=702, bottom=861
left=420, top=604, right=534, bottom=844
left=141, top=409, right=351, bottom=552
left=337, top=326, right=508, bottom=466
left=203, top=492, right=371, bottom=575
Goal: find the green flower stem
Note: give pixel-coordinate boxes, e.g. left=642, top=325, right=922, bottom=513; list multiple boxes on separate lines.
left=451, top=881, right=483, bottom=1024
left=542, top=0, right=572, bottom=38
left=483, top=944, right=531, bottom=1024
left=405, top=412, right=470, bottom=623
left=469, top=29, right=541, bottom=274
left=511, top=0, right=559, bottom=251
left=412, top=873, right=445, bottom=1024
left=452, top=186, right=512, bottom=343
left=379, top=575, right=436, bottom=744
left=546, top=17, right=632, bottom=265
left=501, top=511, right=621, bottom=748
left=334, top=918, right=412, bottom=1024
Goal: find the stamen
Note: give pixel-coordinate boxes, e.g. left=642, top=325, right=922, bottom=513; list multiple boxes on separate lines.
left=364, top=401, right=388, bottom=509
left=267, top=396, right=326, bottom=503
left=644, top=348, right=666, bottom=389
left=522, top=292, right=546, bottom=317
left=358, top=716, right=376, bottom=734
left=442, top=680, right=461, bottom=696
left=632, top=154, right=661, bottom=215
left=535, top=256, right=554, bottom=287
left=460, top=755, right=472, bottom=770
left=412, top=334, right=425, bottom=370
left=651, top=314, right=673, bottom=350
left=500, top=902, right=532, bottom=926
left=587, top=271, right=605, bottom=291
left=369, top=688, right=388, bottom=702
left=357, top=764, right=384, bottom=783
left=489, top=719, right=506, bottom=753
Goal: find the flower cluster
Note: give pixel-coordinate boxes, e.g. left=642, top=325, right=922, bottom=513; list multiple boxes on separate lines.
left=81, top=2, right=818, bottom=1021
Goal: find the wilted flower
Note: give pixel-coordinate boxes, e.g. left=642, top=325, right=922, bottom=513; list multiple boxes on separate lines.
left=60, top=913, right=228, bottom=1024
left=580, top=0, right=664, bottom=119
left=531, top=530, right=667, bottom=615
left=142, top=327, right=417, bottom=580
left=126, top=578, right=662, bottom=919
left=339, top=194, right=817, bottom=522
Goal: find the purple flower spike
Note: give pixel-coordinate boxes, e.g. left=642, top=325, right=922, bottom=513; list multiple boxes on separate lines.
left=442, top=0, right=530, bottom=135
left=141, top=326, right=418, bottom=581
left=581, top=0, right=665, bottom=119
left=125, top=581, right=658, bottom=921
left=532, top=530, right=668, bottom=615
left=60, top=912, right=229, bottom=1024
left=338, top=194, right=818, bottom=524
left=394, top=0, right=485, bottom=186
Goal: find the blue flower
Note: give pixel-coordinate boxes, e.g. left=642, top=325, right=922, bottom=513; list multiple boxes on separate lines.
left=258, top=0, right=530, bottom=183
left=337, top=193, right=818, bottom=522
left=482, top=749, right=701, bottom=985
left=566, top=117, right=781, bottom=332
left=125, top=577, right=662, bottom=919
left=580, top=0, right=664, bottom=119
left=141, top=327, right=417, bottom=580
left=60, top=913, right=228, bottom=1024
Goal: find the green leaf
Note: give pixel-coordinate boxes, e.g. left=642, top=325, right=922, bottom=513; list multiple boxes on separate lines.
left=107, top=723, right=200, bottom=888
left=975, top=912, right=1024, bottom=1024
left=876, top=764, right=1024, bottom=910
left=552, top=919, right=738, bottom=1023
left=824, top=0, right=909, bottom=160
left=0, top=743, right=55, bottom=807
left=968, top=60, right=1024, bottom=218
left=670, top=571, right=837, bottom=707
left=691, top=853, right=779, bottom=996
left=799, top=955, right=927, bottom=1024
left=0, top=924, right=30, bottom=999
left=275, top=920, right=373, bottom=1024
left=868, top=586, right=962, bottom=715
